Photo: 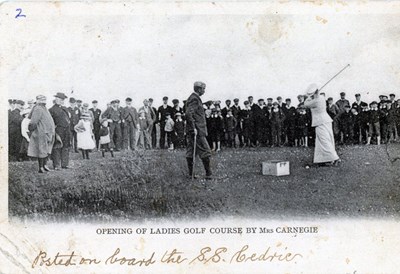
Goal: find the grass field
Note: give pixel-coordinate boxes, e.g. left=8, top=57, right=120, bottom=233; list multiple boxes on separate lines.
left=8, top=144, right=400, bottom=222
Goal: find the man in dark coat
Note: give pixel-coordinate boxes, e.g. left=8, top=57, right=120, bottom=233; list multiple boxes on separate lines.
left=231, top=98, right=243, bottom=147
left=148, top=98, right=158, bottom=148
left=102, top=100, right=123, bottom=150
left=282, top=98, right=297, bottom=146
left=158, top=96, right=173, bottom=149
left=68, top=97, right=81, bottom=152
left=89, top=100, right=102, bottom=149
left=185, top=81, right=213, bottom=179
left=8, top=100, right=24, bottom=161
left=122, top=97, right=139, bottom=150
left=49, top=92, right=71, bottom=170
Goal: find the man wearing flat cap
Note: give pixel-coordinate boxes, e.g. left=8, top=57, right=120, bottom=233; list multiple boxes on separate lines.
left=90, top=100, right=102, bottom=149
left=231, top=98, right=243, bottom=147
left=102, top=100, right=123, bottom=151
left=352, top=93, right=366, bottom=114
left=8, top=100, right=25, bottom=161
left=122, top=97, right=139, bottom=150
left=185, top=81, right=213, bottom=179
left=336, top=92, right=350, bottom=114
left=389, top=94, right=397, bottom=108
left=68, top=97, right=81, bottom=153
left=49, top=92, right=71, bottom=170
left=158, top=96, right=173, bottom=149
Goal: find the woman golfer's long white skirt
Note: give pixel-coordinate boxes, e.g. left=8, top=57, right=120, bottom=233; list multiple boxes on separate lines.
left=314, top=122, right=339, bottom=163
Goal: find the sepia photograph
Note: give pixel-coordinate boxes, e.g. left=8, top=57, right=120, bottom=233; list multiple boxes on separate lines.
left=5, top=2, right=400, bottom=223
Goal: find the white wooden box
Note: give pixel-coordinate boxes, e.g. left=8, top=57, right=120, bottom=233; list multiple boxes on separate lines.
left=262, top=161, right=290, bottom=176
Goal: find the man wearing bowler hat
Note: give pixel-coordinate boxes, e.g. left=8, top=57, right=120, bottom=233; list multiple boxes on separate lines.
left=49, top=92, right=71, bottom=170
left=185, top=81, right=213, bottom=179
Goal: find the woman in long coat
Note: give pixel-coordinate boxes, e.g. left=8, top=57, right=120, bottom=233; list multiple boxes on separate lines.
left=304, top=84, right=340, bottom=165
left=28, top=95, right=56, bottom=173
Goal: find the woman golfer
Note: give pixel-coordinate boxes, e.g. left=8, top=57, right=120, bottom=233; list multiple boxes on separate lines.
left=304, top=84, right=340, bottom=166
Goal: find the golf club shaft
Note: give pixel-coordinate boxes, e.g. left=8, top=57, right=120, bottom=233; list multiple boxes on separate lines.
left=319, top=64, right=350, bottom=92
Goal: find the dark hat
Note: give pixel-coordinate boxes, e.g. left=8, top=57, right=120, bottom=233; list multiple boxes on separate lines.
left=12, top=99, right=17, bottom=104
left=340, top=92, right=346, bottom=96
left=70, top=98, right=76, bottom=103
left=172, top=99, right=179, bottom=104
left=379, top=95, right=384, bottom=98
left=345, top=105, right=351, bottom=108
left=355, top=93, right=361, bottom=97
left=361, top=102, right=368, bottom=107
left=328, top=97, right=333, bottom=101
left=267, top=98, right=273, bottom=101
left=371, top=101, right=378, bottom=105
left=386, top=100, right=392, bottom=104
left=162, top=96, right=168, bottom=101
left=272, top=102, right=279, bottom=106
left=175, top=112, right=182, bottom=116
left=248, top=96, right=253, bottom=99
left=148, top=98, right=154, bottom=102
left=8, top=99, right=12, bottom=103
left=225, top=99, right=231, bottom=103
left=54, top=92, right=68, bottom=99
left=389, top=93, right=396, bottom=97
left=110, top=100, right=116, bottom=104
left=244, top=100, right=249, bottom=105
left=277, top=96, right=282, bottom=100
left=15, top=100, right=25, bottom=105
left=233, top=98, right=239, bottom=102
left=258, top=98, right=264, bottom=102
left=285, top=98, right=291, bottom=102
left=125, top=97, right=132, bottom=102
left=76, top=99, right=82, bottom=103
left=92, top=100, right=98, bottom=104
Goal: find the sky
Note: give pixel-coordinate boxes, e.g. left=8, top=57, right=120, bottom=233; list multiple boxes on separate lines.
left=2, top=5, right=400, bottom=109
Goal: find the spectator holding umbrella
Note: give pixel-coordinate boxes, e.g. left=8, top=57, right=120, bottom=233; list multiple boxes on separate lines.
left=27, top=95, right=55, bottom=173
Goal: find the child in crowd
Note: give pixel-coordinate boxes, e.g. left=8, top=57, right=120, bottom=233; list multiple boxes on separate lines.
left=295, top=106, right=309, bottom=147
left=241, top=101, right=252, bottom=147
left=209, top=109, right=224, bottom=152
left=367, top=101, right=381, bottom=145
left=351, top=107, right=361, bottom=144
left=338, top=105, right=354, bottom=145
left=137, top=110, right=151, bottom=149
left=174, top=112, right=185, bottom=148
left=99, top=118, right=114, bottom=157
left=379, top=100, right=389, bottom=143
left=386, top=101, right=397, bottom=143
left=270, top=102, right=285, bottom=147
left=224, top=109, right=237, bottom=148
left=19, top=109, right=31, bottom=160
left=164, top=113, right=175, bottom=150
left=74, top=112, right=96, bottom=159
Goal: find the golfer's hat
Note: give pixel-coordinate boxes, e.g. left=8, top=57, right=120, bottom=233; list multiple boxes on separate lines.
left=340, top=92, right=346, bottom=96
left=125, top=97, right=132, bottom=102
left=233, top=98, right=239, bottom=102
left=92, top=100, right=98, bottom=104
left=172, top=99, right=179, bottom=104
left=162, top=96, right=168, bottom=100
left=355, top=93, right=361, bottom=97
left=69, top=97, right=76, bottom=103
left=389, top=93, right=396, bottom=97
left=76, top=99, right=82, bottom=103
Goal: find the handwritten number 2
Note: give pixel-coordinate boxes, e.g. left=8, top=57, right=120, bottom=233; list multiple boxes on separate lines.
left=15, top=8, right=26, bottom=19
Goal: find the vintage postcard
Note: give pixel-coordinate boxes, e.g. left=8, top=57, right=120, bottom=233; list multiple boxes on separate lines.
left=1, top=1, right=399, bottom=273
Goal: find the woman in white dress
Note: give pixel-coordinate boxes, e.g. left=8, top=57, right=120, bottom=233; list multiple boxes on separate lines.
left=74, top=112, right=95, bottom=159
left=304, top=84, right=340, bottom=166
